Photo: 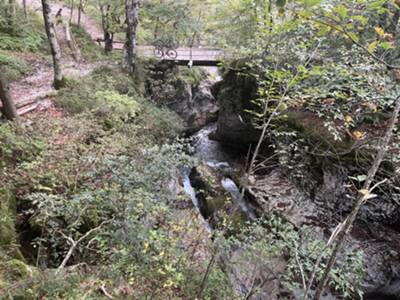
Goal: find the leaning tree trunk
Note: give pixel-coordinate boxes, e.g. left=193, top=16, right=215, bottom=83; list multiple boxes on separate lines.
left=69, top=0, right=75, bottom=24
left=41, top=0, right=65, bottom=89
left=125, top=0, right=139, bottom=75
left=101, top=4, right=114, bottom=53
left=0, top=66, right=20, bottom=123
left=77, top=0, right=83, bottom=25
left=313, top=94, right=400, bottom=300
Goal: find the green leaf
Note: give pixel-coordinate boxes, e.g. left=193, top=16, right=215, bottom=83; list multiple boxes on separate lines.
left=347, top=31, right=360, bottom=42
left=381, top=41, right=394, bottom=49
left=357, top=175, right=367, bottom=182
left=303, top=0, right=322, bottom=8
left=368, top=40, right=378, bottom=53
left=352, top=15, right=368, bottom=26
left=336, top=4, right=348, bottom=19
left=349, top=175, right=367, bottom=182
left=375, top=26, right=385, bottom=37
left=368, top=0, right=386, bottom=10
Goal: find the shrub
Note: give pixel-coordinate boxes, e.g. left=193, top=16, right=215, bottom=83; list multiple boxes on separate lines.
left=136, top=105, right=185, bottom=141
left=223, top=216, right=364, bottom=299
left=57, top=67, right=139, bottom=114
left=93, top=90, right=141, bottom=127
left=0, top=123, right=46, bottom=169
left=71, top=24, right=106, bottom=62
left=0, top=53, right=32, bottom=81
left=0, top=4, right=45, bottom=53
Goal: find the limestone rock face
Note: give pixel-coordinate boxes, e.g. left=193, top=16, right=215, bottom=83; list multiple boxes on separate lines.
left=145, top=61, right=219, bottom=132
left=213, top=66, right=260, bottom=145
left=167, top=78, right=218, bottom=132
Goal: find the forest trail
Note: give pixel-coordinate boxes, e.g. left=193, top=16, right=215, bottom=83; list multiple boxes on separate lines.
left=20, top=0, right=103, bottom=40
left=11, top=0, right=104, bottom=115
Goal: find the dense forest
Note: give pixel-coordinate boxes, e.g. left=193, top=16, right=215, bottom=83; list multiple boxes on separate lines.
left=1, top=0, right=400, bottom=299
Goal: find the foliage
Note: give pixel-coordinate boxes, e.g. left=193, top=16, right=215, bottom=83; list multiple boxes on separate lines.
left=0, top=123, right=46, bottom=169
left=57, top=67, right=140, bottom=124
left=136, top=105, right=185, bottom=140
left=2, top=0, right=400, bottom=299
left=57, top=66, right=185, bottom=135
left=0, top=3, right=45, bottom=52
left=142, top=0, right=202, bottom=46
left=71, top=24, right=107, bottom=62
left=225, top=216, right=364, bottom=299
left=0, top=53, right=32, bottom=81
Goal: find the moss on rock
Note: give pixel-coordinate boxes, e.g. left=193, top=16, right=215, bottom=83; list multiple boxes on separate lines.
left=0, top=186, right=18, bottom=251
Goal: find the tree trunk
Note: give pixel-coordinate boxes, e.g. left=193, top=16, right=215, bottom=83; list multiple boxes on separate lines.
left=41, top=0, right=65, bottom=89
left=101, top=4, right=114, bottom=53
left=125, top=0, right=139, bottom=75
left=23, top=0, right=27, bottom=19
left=313, top=94, right=400, bottom=300
left=69, top=0, right=74, bottom=24
left=0, top=66, right=20, bottom=123
left=77, top=0, right=83, bottom=25
left=7, top=0, right=16, bottom=26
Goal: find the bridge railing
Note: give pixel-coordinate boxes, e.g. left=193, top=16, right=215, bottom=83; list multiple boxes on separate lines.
left=95, top=39, right=229, bottom=64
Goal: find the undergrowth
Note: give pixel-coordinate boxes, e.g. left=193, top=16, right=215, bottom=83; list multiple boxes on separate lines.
left=0, top=52, right=32, bottom=81
left=71, top=24, right=109, bottom=62
left=0, top=67, right=214, bottom=299
left=0, top=4, right=46, bottom=53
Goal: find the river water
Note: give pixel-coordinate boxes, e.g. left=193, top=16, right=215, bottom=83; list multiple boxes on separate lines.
left=182, top=123, right=256, bottom=225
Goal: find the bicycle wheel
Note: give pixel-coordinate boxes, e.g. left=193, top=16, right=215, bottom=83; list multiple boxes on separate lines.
left=153, top=47, right=164, bottom=58
left=167, top=49, right=178, bottom=59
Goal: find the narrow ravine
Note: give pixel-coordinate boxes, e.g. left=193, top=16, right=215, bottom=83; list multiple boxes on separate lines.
left=183, top=122, right=257, bottom=227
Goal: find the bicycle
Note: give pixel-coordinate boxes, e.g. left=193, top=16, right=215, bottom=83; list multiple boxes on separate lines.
left=153, top=38, right=178, bottom=59
left=153, top=46, right=178, bottom=59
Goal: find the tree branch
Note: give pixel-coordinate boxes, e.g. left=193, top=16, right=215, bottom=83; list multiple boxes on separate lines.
left=313, top=94, right=400, bottom=300
left=56, top=219, right=113, bottom=273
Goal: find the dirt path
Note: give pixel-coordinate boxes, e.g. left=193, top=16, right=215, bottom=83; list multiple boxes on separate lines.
left=10, top=0, right=104, bottom=114
left=20, top=0, right=102, bottom=39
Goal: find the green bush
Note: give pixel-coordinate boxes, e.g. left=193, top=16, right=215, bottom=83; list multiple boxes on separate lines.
left=137, top=105, right=185, bottom=141
left=57, top=67, right=139, bottom=114
left=0, top=4, right=45, bottom=53
left=93, top=90, right=141, bottom=128
left=224, top=216, right=364, bottom=299
left=0, top=124, right=46, bottom=169
left=57, top=68, right=185, bottom=136
left=0, top=53, right=32, bottom=81
left=71, top=24, right=106, bottom=62
left=0, top=33, right=44, bottom=52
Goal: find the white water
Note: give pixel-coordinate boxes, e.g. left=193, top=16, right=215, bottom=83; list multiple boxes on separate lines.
left=182, top=168, right=213, bottom=233
left=221, top=178, right=256, bottom=221
left=182, top=123, right=256, bottom=223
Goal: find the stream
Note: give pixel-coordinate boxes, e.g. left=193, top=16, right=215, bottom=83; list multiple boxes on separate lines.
left=182, top=123, right=256, bottom=228
left=177, top=71, right=400, bottom=299
left=181, top=124, right=400, bottom=299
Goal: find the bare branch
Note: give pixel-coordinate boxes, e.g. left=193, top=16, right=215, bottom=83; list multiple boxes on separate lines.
left=56, top=219, right=113, bottom=273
